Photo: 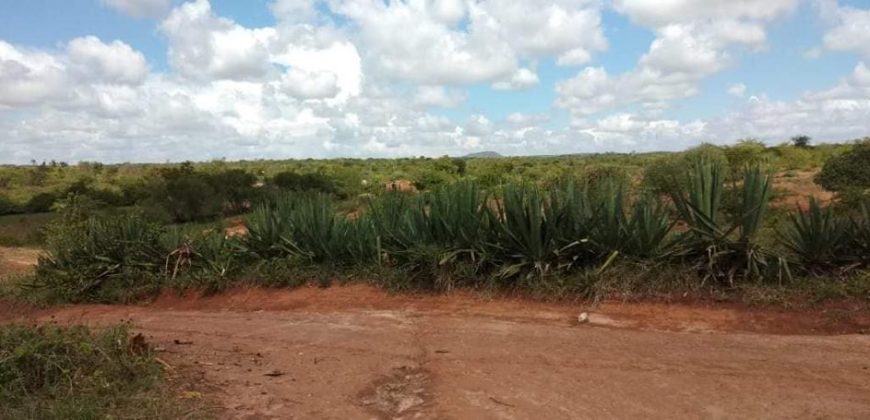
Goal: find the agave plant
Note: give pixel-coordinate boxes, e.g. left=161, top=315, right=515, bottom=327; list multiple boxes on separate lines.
left=846, top=204, right=870, bottom=267
left=491, top=184, right=572, bottom=279
left=670, top=159, right=787, bottom=284
left=241, top=202, right=294, bottom=259
left=779, top=198, right=849, bottom=272
left=621, top=194, right=675, bottom=259
left=36, top=215, right=165, bottom=301
left=191, top=231, right=239, bottom=280
left=367, top=182, right=493, bottom=289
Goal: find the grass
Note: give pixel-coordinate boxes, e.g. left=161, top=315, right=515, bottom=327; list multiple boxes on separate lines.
left=0, top=323, right=189, bottom=420
left=0, top=212, right=54, bottom=247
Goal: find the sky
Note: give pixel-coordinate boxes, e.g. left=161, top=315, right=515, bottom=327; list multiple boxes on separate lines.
left=1, top=0, right=870, bottom=164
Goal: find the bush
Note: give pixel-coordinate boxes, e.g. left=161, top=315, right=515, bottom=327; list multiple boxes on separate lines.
left=271, top=171, right=338, bottom=195
left=0, top=324, right=174, bottom=419
left=642, top=144, right=729, bottom=195
left=62, top=179, right=128, bottom=207
left=815, top=139, right=870, bottom=192
left=724, top=139, right=770, bottom=175
left=0, top=194, right=20, bottom=215
left=25, top=192, right=58, bottom=213
left=774, top=146, right=814, bottom=170
left=143, top=164, right=223, bottom=223
left=35, top=212, right=165, bottom=302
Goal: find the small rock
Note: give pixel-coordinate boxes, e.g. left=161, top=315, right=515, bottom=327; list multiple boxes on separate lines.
left=577, top=312, right=589, bottom=324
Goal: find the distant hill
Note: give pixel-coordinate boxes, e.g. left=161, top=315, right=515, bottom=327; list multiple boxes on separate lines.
left=463, top=151, right=503, bottom=158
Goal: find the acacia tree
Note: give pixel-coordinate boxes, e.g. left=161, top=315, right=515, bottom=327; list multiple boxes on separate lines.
left=791, top=135, right=811, bottom=148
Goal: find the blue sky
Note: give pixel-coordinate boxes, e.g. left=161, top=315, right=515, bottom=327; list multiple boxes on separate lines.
left=1, top=0, right=869, bottom=163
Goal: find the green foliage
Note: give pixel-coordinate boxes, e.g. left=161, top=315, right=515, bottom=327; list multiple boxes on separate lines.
left=0, top=194, right=20, bottom=216
left=271, top=171, right=339, bottom=195
left=780, top=199, right=850, bottom=272
left=493, top=184, right=571, bottom=279
left=148, top=165, right=223, bottom=223
left=0, top=324, right=174, bottom=420
left=642, top=144, right=729, bottom=195
left=24, top=192, right=58, bottom=213
left=671, top=159, right=786, bottom=284
left=241, top=198, right=296, bottom=260
left=142, top=163, right=259, bottom=223
left=242, top=192, right=377, bottom=267
left=848, top=204, right=870, bottom=267
left=35, top=213, right=165, bottom=302
left=0, top=213, right=54, bottom=247
left=724, top=139, right=770, bottom=176
left=815, top=139, right=870, bottom=192
left=791, top=135, right=811, bottom=148
left=375, top=182, right=493, bottom=289
left=773, top=146, right=814, bottom=170
left=13, top=141, right=870, bottom=301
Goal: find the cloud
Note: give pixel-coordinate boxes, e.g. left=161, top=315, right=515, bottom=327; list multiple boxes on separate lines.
left=279, top=68, right=339, bottom=99
left=557, top=0, right=797, bottom=121
left=330, top=0, right=605, bottom=85
left=478, top=0, right=607, bottom=65
left=822, top=2, right=870, bottom=59
left=67, top=36, right=149, bottom=85
left=414, top=86, right=468, bottom=108
left=575, top=113, right=707, bottom=149
left=332, top=0, right=516, bottom=85
left=728, top=83, right=747, bottom=97
left=160, top=0, right=275, bottom=81
left=2, top=0, right=870, bottom=164
left=0, top=41, right=68, bottom=107
left=270, top=41, right=362, bottom=103
left=0, top=37, right=149, bottom=108
left=101, top=0, right=172, bottom=18
left=492, top=68, right=540, bottom=90
left=506, top=112, right=550, bottom=127
left=613, top=0, right=798, bottom=27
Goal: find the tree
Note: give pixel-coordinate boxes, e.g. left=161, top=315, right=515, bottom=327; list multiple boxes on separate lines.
left=791, top=135, right=811, bottom=148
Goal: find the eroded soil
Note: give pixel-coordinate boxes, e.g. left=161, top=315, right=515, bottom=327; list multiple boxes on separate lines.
left=3, top=284, right=869, bottom=419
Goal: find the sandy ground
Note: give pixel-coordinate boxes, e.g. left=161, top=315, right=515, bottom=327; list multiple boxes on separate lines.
left=771, top=169, right=835, bottom=210
left=3, top=285, right=869, bottom=419
left=0, top=246, right=40, bottom=274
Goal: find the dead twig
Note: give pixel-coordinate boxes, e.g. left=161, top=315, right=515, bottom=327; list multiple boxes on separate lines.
left=489, top=397, right=515, bottom=408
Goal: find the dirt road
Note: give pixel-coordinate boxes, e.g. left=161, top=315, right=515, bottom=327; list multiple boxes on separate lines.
left=4, top=285, right=869, bottom=419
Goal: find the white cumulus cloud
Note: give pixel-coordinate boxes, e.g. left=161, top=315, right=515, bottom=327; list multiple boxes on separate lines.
left=101, top=0, right=172, bottom=18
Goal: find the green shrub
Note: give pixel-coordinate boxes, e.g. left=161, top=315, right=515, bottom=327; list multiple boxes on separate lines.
left=670, top=159, right=787, bottom=284
left=209, top=169, right=258, bottom=214
left=35, top=213, right=165, bottom=302
left=25, top=192, right=58, bottom=213
left=0, top=324, right=174, bottom=420
left=0, top=194, right=20, bottom=215
left=774, top=146, right=814, bottom=170
left=724, top=139, right=770, bottom=176
left=815, top=139, right=870, bottom=192
left=271, top=171, right=338, bottom=195
left=780, top=199, right=850, bottom=273
left=642, top=144, right=729, bottom=195
left=370, top=182, right=493, bottom=289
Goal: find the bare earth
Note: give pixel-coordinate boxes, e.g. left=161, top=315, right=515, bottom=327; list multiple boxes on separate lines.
left=2, top=285, right=868, bottom=419
left=0, top=246, right=40, bottom=274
